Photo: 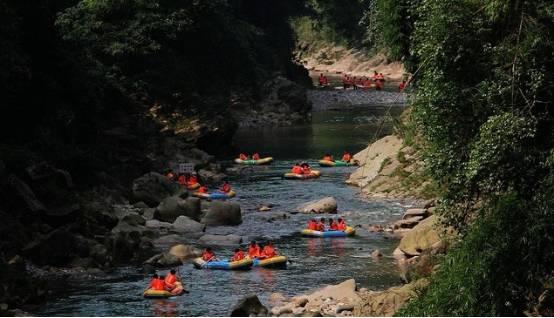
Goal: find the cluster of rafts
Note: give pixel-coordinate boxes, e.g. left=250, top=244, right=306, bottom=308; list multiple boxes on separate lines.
left=145, top=153, right=357, bottom=298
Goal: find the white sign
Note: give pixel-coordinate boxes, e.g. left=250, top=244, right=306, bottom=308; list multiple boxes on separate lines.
left=178, top=163, right=195, bottom=174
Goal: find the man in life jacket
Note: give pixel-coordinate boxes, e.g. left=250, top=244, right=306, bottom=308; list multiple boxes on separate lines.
left=399, top=80, right=407, bottom=91
left=164, top=269, right=179, bottom=290
left=248, top=241, right=261, bottom=258
left=231, top=248, right=246, bottom=261
left=202, top=247, right=215, bottom=262
left=337, top=217, right=347, bottom=231
left=363, top=77, right=373, bottom=89
left=177, top=173, right=187, bottom=187
left=378, top=73, right=386, bottom=82
left=300, top=163, right=311, bottom=175
left=342, top=151, right=352, bottom=162
left=197, top=185, right=208, bottom=194
left=149, top=274, right=165, bottom=291
left=371, top=71, right=378, bottom=81
left=308, top=219, right=318, bottom=230
left=291, top=163, right=303, bottom=174
left=329, top=218, right=339, bottom=231
left=319, top=73, right=328, bottom=87
left=239, top=153, right=248, bottom=160
left=252, top=153, right=260, bottom=160
left=317, top=218, right=326, bottom=231
left=323, top=154, right=334, bottom=161
left=262, top=241, right=277, bottom=258
left=220, top=181, right=231, bottom=193
left=342, top=75, right=349, bottom=89
left=187, top=174, right=198, bottom=186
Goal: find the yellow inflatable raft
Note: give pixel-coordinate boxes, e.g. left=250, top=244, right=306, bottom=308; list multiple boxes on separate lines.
left=283, top=170, right=321, bottom=179
left=253, top=255, right=287, bottom=269
left=192, top=190, right=236, bottom=200
left=301, top=226, right=356, bottom=237
left=143, top=282, right=184, bottom=299
left=234, top=157, right=273, bottom=165
left=192, top=257, right=253, bottom=270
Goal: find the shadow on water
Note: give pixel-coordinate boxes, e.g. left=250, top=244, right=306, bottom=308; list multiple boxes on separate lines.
left=36, top=107, right=409, bottom=316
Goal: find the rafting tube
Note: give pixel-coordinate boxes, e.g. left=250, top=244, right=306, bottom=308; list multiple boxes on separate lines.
left=187, top=183, right=200, bottom=190
left=143, top=283, right=184, bottom=299
left=253, top=256, right=287, bottom=269
left=192, top=257, right=253, bottom=270
left=301, top=226, right=356, bottom=237
left=234, top=157, right=273, bottom=165
left=318, top=160, right=355, bottom=167
left=283, top=170, right=321, bottom=179
left=192, top=190, right=236, bottom=200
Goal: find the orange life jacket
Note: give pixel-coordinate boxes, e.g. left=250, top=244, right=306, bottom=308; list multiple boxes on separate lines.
left=252, top=153, right=260, bottom=160
left=330, top=221, right=339, bottom=231
left=317, top=222, right=325, bottom=231
left=239, top=153, right=248, bottom=160
left=302, top=167, right=311, bottom=175
left=231, top=250, right=245, bottom=261
left=198, top=186, right=207, bottom=194
left=164, top=274, right=177, bottom=289
left=248, top=245, right=261, bottom=258
left=262, top=246, right=276, bottom=258
left=150, top=278, right=165, bottom=291
left=188, top=175, right=198, bottom=185
left=291, top=166, right=303, bottom=174
left=342, top=153, right=351, bottom=162
left=221, top=184, right=231, bottom=193
left=337, top=221, right=347, bottom=231
left=399, top=82, right=406, bottom=91
left=177, top=175, right=186, bottom=186
left=308, top=221, right=318, bottom=230
left=202, top=251, right=215, bottom=261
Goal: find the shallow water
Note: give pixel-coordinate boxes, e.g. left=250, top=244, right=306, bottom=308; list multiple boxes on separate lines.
left=36, top=104, right=409, bottom=316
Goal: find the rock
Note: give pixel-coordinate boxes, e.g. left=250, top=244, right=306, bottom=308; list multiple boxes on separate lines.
left=168, top=244, right=202, bottom=261
left=198, top=169, right=226, bottom=184
left=398, top=215, right=441, bottom=257
left=143, top=208, right=156, bottom=220
left=145, top=219, right=173, bottom=229
left=293, top=296, right=309, bottom=307
left=134, top=201, right=150, bottom=209
left=152, top=234, right=183, bottom=247
left=354, top=278, right=429, bottom=316
left=298, top=197, right=338, bottom=214
left=110, top=221, right=154, bottom=262
left=292, top=306, right=306, bottom=316
left=121, top=213, right=146, bottom=226
left=423, top=199, right=436, bottom=209
left=335, top=303, right=354, bottom=314
left=172, top=215, right=205, bottom=233
left=392, top=216, right=424, bottom=229
left=308, top=279, right=360, bottom=304
left=198, top=234, right=242, bottom=246
left=22, top=227, right=76, bottom=266
left=230, top=294, right=269, bottom=317
left=143, top=252, right=182, bottom=268
left=402, top=208, right=427, bottom=219
left=200, top=201, right=242, bottom=226
left=132, top=172, right=183, bottom=206
left=269, top=293, right=288, bottom=306
left=371, top=249, right=382, bottom=259
left=90, top=243, right=109, bottom=266
left=427, top=207, right=436, bottom=215
left=155, top=196, right=201, bottom=223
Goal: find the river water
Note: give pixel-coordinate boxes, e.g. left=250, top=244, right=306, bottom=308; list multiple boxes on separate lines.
left=37, top=101, right=407, bottom=316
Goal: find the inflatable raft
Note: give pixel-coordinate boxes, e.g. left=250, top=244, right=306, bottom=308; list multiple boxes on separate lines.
left=301, top=226, right=356, bottom=237
left=192, top=257, right=253, bottom=270
left=234, top=157, right=273, bottom=165
left=283, top=170, right=321, bottom=179
left=253, top=256, right=287, bottom=269
left=187, top=183, right=200, bottom=190
left=143, top=282, right=184, bottom=299
left=192, top=190, right=236, bottom=200
left=318, top=160, right=355, bottom=167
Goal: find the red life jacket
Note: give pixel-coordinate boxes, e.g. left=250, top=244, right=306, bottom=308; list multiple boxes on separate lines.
left=342, top=153, right=351, bottom=162
left=252, top=153, right=260, bottom=160
left=151, top=279, right=165, bottom=291
left=317, top=222, right=325, bottom=231
left=262, top=246, right=276, bottom=258
left=202, top=251, right=215, bottom=261
left=308, top=221, right=318, bottom=230
left=292, top=166, right=303, bottom=174
left=188, top=175, right=198, bottom=185
left=221, top=184, right=231, bottom=193
left=248, top=245, right=261, bottom=258
left=330, top=221, right=339, bottom=231
left=302, top=167, right=311, bottom=175
left=239, top=153, right=247, bottom=160
left=177, top=175, right=186, bottom=186
left=338, top=221, right=347, bottom=231
left=231, top=250, right=245, bottom=261
left=198, top=186, right=207, bottom=193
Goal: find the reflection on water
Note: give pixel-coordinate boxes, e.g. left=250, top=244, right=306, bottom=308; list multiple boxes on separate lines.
left=36, top=108, right=407, bottom=316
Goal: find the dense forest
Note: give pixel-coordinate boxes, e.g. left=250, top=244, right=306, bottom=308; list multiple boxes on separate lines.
left=1, top=0, right=553, bottom=316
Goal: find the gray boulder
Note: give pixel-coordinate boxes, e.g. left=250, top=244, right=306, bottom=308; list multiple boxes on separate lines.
left=298, top=197, right=338, bottom=214
left=155, top=196, right=201, bottom=223
left=198, top=234, right=242, bottom=246
left=143, top=252, right=182, bottom=268
left=132, top=172, right=184, bottom=206
left=231, top=295, right=269, bottom=317
left=168, top=244, right=202, bottom=261
left=172, top=215, right=205, bottom=233
left=201, top=201, right=242, bottom=226
left=198, top=169, right=226, bottom=184
left=121, top=213, right=146, bottom=226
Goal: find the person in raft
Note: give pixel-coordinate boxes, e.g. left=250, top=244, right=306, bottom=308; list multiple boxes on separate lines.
left=177, top=173, right=187, bottom=187
left=239, top=153, right=249, bottom=160
left=202, top=247, right=216, bottom=262
left=337, top=217, right=347, bottom=231
left=342, top=151, right=352, bottom=162
left=329, top=218, right=339, bottom=231
left=148, top=274, right=165, bottom=291
left=187, top=173, right=198, bottom=186
left=322, top=154, right=334, bottom=161
left=197, top=184, right=208, bottom=194
left=307, top=218, right=318, bottom=230
left=291, top=163, right=303, bottom=174
left=164, top=269, right=183, bottom=295
left=261, top=241, right=277, bottom=258
left=231, top=248, right=246, bottom=262
left=252, top=152, right=260, bottom=160
left=219, top=181, right=231, bottom=193
left=248, top=241, right=262, bottom=258
left=318, top=73, right=328, bottom=86
left=300, top=162, right=311, bottom=174
left=317, top=218, right=326, bottom=231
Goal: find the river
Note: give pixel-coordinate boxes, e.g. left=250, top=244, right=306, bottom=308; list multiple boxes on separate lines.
left=36, top=97, right=407, bottom=316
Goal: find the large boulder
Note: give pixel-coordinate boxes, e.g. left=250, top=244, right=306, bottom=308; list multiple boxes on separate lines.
left=198, top=169, right=226, bottom=184
left=143, top=252, right=182, bottom=268
left=168, top=244, right=202, bottom=261
left=354, top=279, right=429, bottom=316
left=308, top=279, right=360, bottom=304
left=110, top=220, right=154, bottom=262
left=200, top=201, right=242, bottom=226
left=155, top=196, right=201, bottom=223
left=132, top=172, right=183, bottom=206
left=231, top=295, right=269, bottom=317
left=22, top=227, right=76, bottom=266
left=198, top=234, right=242, bottom=246
left=398, top=215, right=441, bottom=256
left=172, top=216, right=205, bottom=233
left=298, top=197, right=338, bottom=214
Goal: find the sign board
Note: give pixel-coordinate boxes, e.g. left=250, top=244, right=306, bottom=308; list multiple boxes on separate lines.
left=178, top=163, right=195, bottom=174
